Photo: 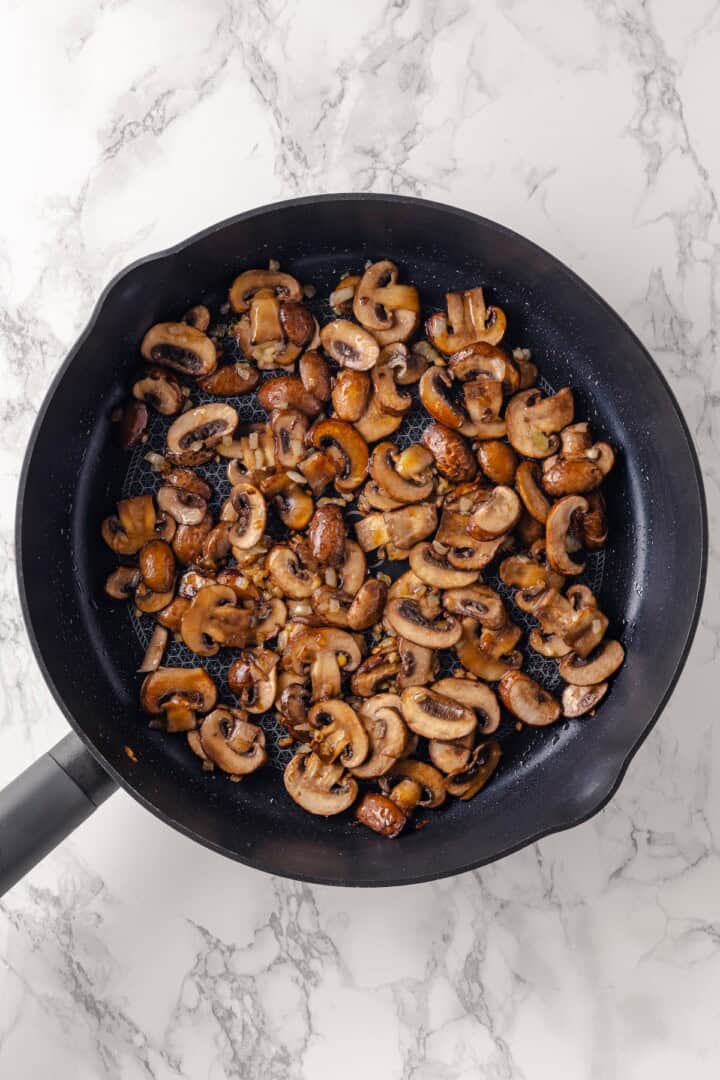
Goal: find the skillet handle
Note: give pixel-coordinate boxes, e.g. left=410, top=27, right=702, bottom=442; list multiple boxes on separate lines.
left=0, top=731, right=116, bottom=897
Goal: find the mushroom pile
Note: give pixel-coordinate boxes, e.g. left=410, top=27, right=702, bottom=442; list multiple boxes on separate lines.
left=102, top=260, right=624, bottom=837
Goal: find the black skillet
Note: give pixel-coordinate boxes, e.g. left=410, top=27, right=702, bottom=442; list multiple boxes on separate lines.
left=1, top=194, right=707, bottom=894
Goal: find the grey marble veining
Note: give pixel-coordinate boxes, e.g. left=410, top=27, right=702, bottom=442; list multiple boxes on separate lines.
left=1, top=0, right=719, bottom=1076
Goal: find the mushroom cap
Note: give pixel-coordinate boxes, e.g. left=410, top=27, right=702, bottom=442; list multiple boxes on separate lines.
left=172, top=513, right=214, bottom=566
left=198, top=361, right=259, bottom=397
left=445, top=740, right=502, bottom=800
left=561, top=681, right=609, bottom=717
left=283, top=751, right=358, bottom=816
left=385, top=598, right=462, bottom=649
left=421, top=422, right=477, bottom=482
left=166, top=403, right=238, bottom=464
left=498, top=671, right=561, bottom=726
left=545, top=495, right=589, bottom=575
left=476, top=440, right=518, bottom=485
left=262, top=471, right=314, bottom=531
left=350, top=693, right=408, bottom=779
left=355, top=792, right=408, bottom=838
left=449, top=341, right=518, bottom=392
left=229, top=269, right=302, bottom=313
left=299, top=350, right=332, bottom=401
left=257, top=375, right=322, bottom=417
left=409, top=542, right=480, bottom=589
left=320, top=319, right=380, bottom=371
left=166, top=468, right=212, bottom=500
left=428, top=733, right=474, bottom=774
left=140, top=322, right=217, bottom=378
left=419, top=367, right=466, bottom=430
left=138, top=539, right=176, bottom=594
left=308, top=504, right=347, bottom=566
left=140, top=666, right=217, bottom=719
left=432, top=676, right=501, bottom=735
left=331, top=369, right=371, bottom=421
left=558, top=640, right=625, bottom=685
left=347, top=579, right=388, bottom=631
left=200, top=708, right=267, bottom=775
left=401, top=685, right=477, bottom=741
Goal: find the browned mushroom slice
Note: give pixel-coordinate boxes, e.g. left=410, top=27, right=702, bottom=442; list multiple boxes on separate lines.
left=284, top=751, right=358, bottom=816
left=156, top=596, right=191, bottom=632
left=165, top=468, right=212, bottom=500
left=516, top=511, right=545, bottom=547
left=476, top=440, right=518, bottom=485
left=257, top=375, right=322, bottom=417
left=433, top=676, right=501, bottom=735
left=229, top=269, right=302, bottom=313
left=467, top=486, right=521, bottom=540
left=261, top=472, right=314, bottom=531
left=138, top=539, right=175, bottom=594
left=247, top=597, right=287, bottom=646
left=561, top=681, right=608, bottom=717
left=426, top=287, right=507, bottom=354
left=134, top=581, right=175, bottom=614
left=268, top=409, right=307, bottom=470
left=350, top=694, right=408, bottom=779
left=372, top=308, right=420, bottom=346
left=455, top=618, right=522, bottom=682
left=394, top=340, right=435, bottom=384
left=545, top=495, right=589, bottom=575
left=166, top=403, right=238, bottom=465
left=354, top=393, right=404, bottom=443
left=329, top=274, right=360, bottom=315
left=140, top=666, right=217, bottom=732
left=428, top=733, right=474, bottom=775
left=581, top=492, right=608, bottom=550
left=385, top=598, right=461, bottom=649
left=200, top=708, right=267, bottom=775
left=445, top=740, right=502, bottom=800
left=308, top=700, right=369, bottom=770
left=307, top=504, right=347, bottom=566
left=558, top=640, right=625, bottom=685
left=355, top=786, right=413, bottom=838
left=228, top=648, right=279, bottom=713
left=140, top=322, right=217, bottom=378
left=337, top=541, right=367, bottom=596
left=370, top=442, right=434, bottom=504
left=112, top=400, right=149, bottom=449
left=102, top=494, right=158, bottom=555
left=541, top=423, right=615, bottom=496
left=409, top=542, right=479, bottom=589
left=371, top=345, right=413, bottom=415
left=498, top=671, right=561, bottom=726
left=156, top=484, right=207, bottom=526
left=461, top=378, right=506, bottom=439
left=449, top=341, right=519, bottom=393
left=515, top=460, right=551, bottom=524
left=320, top=319, right=380, bottom=371
left=199, top=362, right=259, bottom=397
left=442, top=585, right=506, bottom=630
left=298, top=451, right=338, bottom=495
left=419, top=367, right=466, bottom=430
left=279, top=301, right=316, bottom=346
left=137, top=623, right=169, bottom=674
left=358, top=480, right=405, bottom=513
left=355, top=503, right=437, bottom=553
left=352, top=259, right=420, bottom=333
left=505, top=388, right=574, bottom=458
left=347, top=579, right=388, bottom=631
left=397, top=638, right=438, bottom=689
left=266, top=544, right=315, bottom=598
left=172, top=513, right=213, bottom=566
left=528, top=628, right=572, bottom=658
left=435, top=509, right=505, bottom=571
left=291, top=627, right=363, bottom=702
left=499, top=549, right=565, bottom=593
left=275, top=675, right=312, bottom=740
left=182, top=304, right=211, bottom=331
left=351, top=642, right=402, bottom=697
left=132, top=367, right=184, bottom=415
left=308, top=419, right=369, bottom=492
left=298, top=349, right=331, bottom=401
left=181, top=584, right=252, bottom=656
left=387, top=759, right=447, bottom=809
left=104, top=566, right=141, bottom=599
left=221, top=482, right=267, bottom=550
left=330, top=369, right=370, bottom=422
left=421, top=422, right=477, bottom=482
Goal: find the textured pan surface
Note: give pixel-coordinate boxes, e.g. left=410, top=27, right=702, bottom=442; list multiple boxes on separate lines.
left=16, top=195, right=707, bottom=886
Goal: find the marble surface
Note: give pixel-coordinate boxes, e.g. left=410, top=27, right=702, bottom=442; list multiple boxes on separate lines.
left=1, top=0, right=719, bottom=1076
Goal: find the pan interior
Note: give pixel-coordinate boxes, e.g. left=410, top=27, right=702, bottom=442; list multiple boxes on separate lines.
left=19, top=197, right=704, bottom=885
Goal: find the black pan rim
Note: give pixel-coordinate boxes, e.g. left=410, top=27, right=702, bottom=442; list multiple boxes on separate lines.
left=15, top=192, right=709, bottom=887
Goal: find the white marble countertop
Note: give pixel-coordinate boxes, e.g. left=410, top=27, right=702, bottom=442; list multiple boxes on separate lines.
left=1, top=1, right=719, bottom=1076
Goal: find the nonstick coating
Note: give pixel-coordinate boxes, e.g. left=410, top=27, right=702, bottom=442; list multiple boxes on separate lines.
left=16, top=195, right=707, bottom=887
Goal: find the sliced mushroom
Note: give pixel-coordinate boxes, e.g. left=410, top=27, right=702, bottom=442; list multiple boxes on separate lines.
left=330, top=273, right=360, bottom=315
left=140, top=322, right=217, bottom=378
left=308, top=700, right=369, bottom=770
left=426, top=287, right=507, bottom=354
left=137, top=623, right=169, bottom=674
left=385, top=598, right=461, bottom=649
left=138, top=539, right=175, bottom=593
left=280, top=301, right=317, bottom=346
left=140, top=666, right=217, bottom=732
left=166, top=468, right=212, bottom=500
left=528, top=628, right=572, bottom=658
left=166, top=403, right=238, bottom=465
left=156, top=484, right=207, bottom=526
left=581, top=492, right=608, bottom=550
left=476, top=440, right=518, bottom=485
left=262, top=472, right=314, bottom=531
left=435, top=675, right=500, bottom=734
left=499, top=549, right=565, bottom=593
left=409, top=542, right=479, bottom=589
left=436, top=509, right=506, bottom=570
left=449, top=341, right=518, bottom=393
left=397, top=638, right=438, bottom=689
left=421, top=422, right=477, bottom=482
left=298, top=451, right=338, bottom=495
left=428, top=733, right=474, bottom=775
left=545, top=495, right=588, bottom=575
left=299, top=350, right=331, bottom=401
left=562, top=681, right=608, bottom=717
left=200, top=708, right=267, bottom=775
left=331, top=369, right=371, bottom=421
left=104, top=565, right=141, bottom=599
left=308, top=419, right=369, bottom=492
left=371, top=345, right=413, bottom=415
left=445, top=740, right=502, bottom=800
left=270, top=409, right=309, bottom=469
left=542, top=424, right=615, bottom=496
left=308, top=503, right=347, bottom=566
left=467, top=486, right=521, bottom=540
left=515, top=460, right=551, bottom=523
left=247, top=597, right=288, bottom=645
left=134, top=582, right=175, bottom=614
left=222, top=483, right=267, bottom=550
left=181, top=585, right=252, bottom=656
left=355, top=503, right=437, bottom=553
left=455, top=618, right=522, bottom=681
left=257, top=375, right=322, bottom=417
left=337, top=541, right=367, bottom=595
left=102, top=495, right=158, bottom=555
left=352, top=259, right=419, bottom=332
left=358, top=480, right=405, bottom=513
left=229, top=269, right=303, bottom=312
left=419, top=367, right=466, bottom=430
left=498, top=671, right=561, bottom=726
left=558, top=640, right=625, bottom=685
left=370, top=442, right=434, bottom=504
left=156, top=596, right=191, bottom=632
left=320, top=319, right=380, bottom=371
left=228, top=648, right=279, bottom=712
left=354, top=393, right=404, bottom=443
left=347, top=579, right=388, bottom=631
left=234, top=293, right=303, bottom=369
left=351, top=642, right=401, bottom=697
left=292, top=627, right=363, bottom=701
left=461, top=377, right=506, bottom=438
left=275, top=675, right=312, bottom=740
left=386, top=759, right=447, bottom=809
left=112, top=398, right=149, bottom=449
left=172, top=513, right=213, bottom=566
left=284, top=751, right=357, bottom=816
left=199, top=361, right=259, bottom=397
left=516, top=511, right=545, bottom=547
left=506, top=388, right=574, bottom=458
left=397, top=341, right=435, bottom=384
left=266, top=544, right=315, bottom=598
left=182, top=304, right=210, bottom=331
left=442, top=585, right=506, bottom=630
left=132, top=367, right=184, bottom=415
left=349, top=694, right=408, bottom=779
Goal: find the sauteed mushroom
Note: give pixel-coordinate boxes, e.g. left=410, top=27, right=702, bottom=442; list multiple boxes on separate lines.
left=498, top=671, right=561, bottom=726
left=140, top=667, right=217, bottom=732
left=426, top=287, right=507, bottom=353
left=228, top=649, right=279, bottom=713
left=199, top=361, right=259, bottom=397
left=133, top=367, right=184, bottom=415
left=506, top=388, right=574, bottom=458
left=320, top=319, right=380, bottom=371
left=229, top=269, right=303, bottom=312
left=284, top=751, right=358, bottom=816
left=421, top=422, right=477, bottom=482
left=352, top=259, right=420, bottom=335
left=166, top=403, right=238, bottom=465
left=141, top=322, right=217, bottom=378
left=200, top=708, right=267, bottom=775
left=332, top=369, right=371, bottom=421
left=445, top=741, right=502, bottom=800
left=385, top=598, right=462, bottom=649
left=351, top=694, right=408, bottom=779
